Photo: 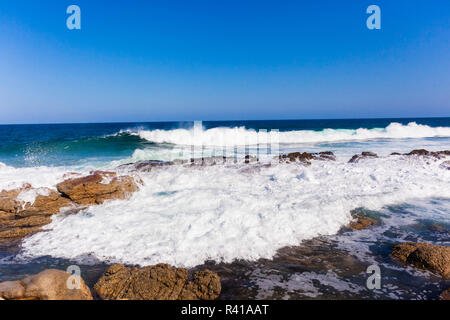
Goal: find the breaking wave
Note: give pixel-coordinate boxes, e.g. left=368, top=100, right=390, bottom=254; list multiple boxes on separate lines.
left=129, top=122, right=450, bottom=146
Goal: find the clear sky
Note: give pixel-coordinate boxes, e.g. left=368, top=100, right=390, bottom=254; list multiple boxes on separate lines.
left=0, top=0, right=449, bottom=124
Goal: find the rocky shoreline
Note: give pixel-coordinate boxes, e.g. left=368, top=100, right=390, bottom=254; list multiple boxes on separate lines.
left=0, top=149, right=449, bottom=300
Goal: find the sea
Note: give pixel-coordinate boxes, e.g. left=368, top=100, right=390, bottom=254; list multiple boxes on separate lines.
left=0, top=117, right=449, bottom=299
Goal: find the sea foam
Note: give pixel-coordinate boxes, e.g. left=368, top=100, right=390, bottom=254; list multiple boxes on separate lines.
left=20, top=155, right=450, bottom=268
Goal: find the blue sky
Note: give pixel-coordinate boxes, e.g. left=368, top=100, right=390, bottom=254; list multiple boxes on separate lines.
left=0, top=0, right=449, bottom=124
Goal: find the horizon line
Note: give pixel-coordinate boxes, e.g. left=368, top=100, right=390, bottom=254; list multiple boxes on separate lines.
left=1, top=115, right=449, bottom=126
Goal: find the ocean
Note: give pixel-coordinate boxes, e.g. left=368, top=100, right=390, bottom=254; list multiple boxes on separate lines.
left=0, top=117, right=449, bottom=299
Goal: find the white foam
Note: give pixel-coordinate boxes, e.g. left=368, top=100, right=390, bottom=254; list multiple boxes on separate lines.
left=253, top=269, right=364, bottom=299
left=132, top=122, right=450, bottom=146
left=17, top=188, right=51, bottom=207
left=20, top=155, right=450, bottom=268
left=0, top=164, right=92, bottom=191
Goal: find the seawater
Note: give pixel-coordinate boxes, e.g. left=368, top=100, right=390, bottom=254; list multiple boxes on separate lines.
left=0, top=118, right=449, bottom=299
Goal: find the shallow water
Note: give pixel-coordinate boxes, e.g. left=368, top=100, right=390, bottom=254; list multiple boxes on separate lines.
left=1, top=198, right=449, bottom=299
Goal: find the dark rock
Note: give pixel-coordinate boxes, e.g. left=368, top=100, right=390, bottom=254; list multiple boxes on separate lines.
left=348, top=152, right=378, bottom=163
left=118, top=160, right=173, bottom=172
left=404, top=149, right=450, bottom=159
left=279, top=151, right=335, bottom=165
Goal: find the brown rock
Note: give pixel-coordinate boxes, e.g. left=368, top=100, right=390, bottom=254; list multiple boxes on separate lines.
left=0, top=269, right=93, bottom=300
left=0, top=186, right=74, bottom=240
left=17, top=189, right=72, bottom=218
left=279, top=151, right=335, bottom=165
left=348, top=211, right=378, bottom=230
left=0, top=226, right=43, bottom=239
left=0, top=186, right=27, bottom=218
left=0, top=281, right=25, bottom=299
left=440, top=288, right=450, bottom=300
left=0, top=215, right=52, bottom=229
left=348, top=152, right=378, bottom=163
left=391, top=242, right=450, bottom=279
left=57, top=171, right=139, bottom=205
left=179, top=270, right=222, bottom=300
left=0, top=186, right=72, bottom=220
left=0, top=211, right=14, bottom=220
left=94, top=264, right=221, bottom=300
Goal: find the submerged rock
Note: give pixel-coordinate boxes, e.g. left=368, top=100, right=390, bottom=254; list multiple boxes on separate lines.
left=348, top=211, right=378, bottom=230
left=391, top=242, right=450, bottom=279
left=56, top=171, right=140, bottom=205
left=118, top=160, right=173, bottom=172
left=440, top=288, right=450, bottom=300
left=94, top=263, right=221, bottom=300
left=439, top=160, right=450, bottom=170
left=348, top=152, right=378, bottom=163
left=0, top=269, right=93, bottom=300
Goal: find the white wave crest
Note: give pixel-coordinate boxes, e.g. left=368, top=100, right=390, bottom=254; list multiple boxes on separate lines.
left=131, top=122, right=450, bottom=146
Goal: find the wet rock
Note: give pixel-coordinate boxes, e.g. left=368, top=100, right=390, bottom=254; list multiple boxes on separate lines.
left=316, top=151, right=336, bottom=161
left=391, top=242, right=450, bottom=279
left=0, top=281, right=25, bottom=299
left=348, top=152, right=378, bottom=163
left=404, top=149, right=450, bottom=159
left=440, top=288, right=450, bottom=300
left=94, top=264, right=221, bottom=300
left=279, top=151, right=335, bottom=165
left=0, top=186, right=72, bottom=219
left=348, top=211, right=378, bottom=230
left=1, top=215, right=52, bottom=229
left=17, top=189, right=73, bottom=218
left=244, top=155, right=258, bottom=164
left=0, top=269, right=93, bottom=300
left=0, top=184, right=31, bottom=220
left=118, top=160, right=173, bottom=172
left=0, top=226, right=43, bottom=239
left=0, top=186, right=73, bottom=241
left=439, top=160, right=450, bottom=170
left=56, top=171, right=139, bottom=205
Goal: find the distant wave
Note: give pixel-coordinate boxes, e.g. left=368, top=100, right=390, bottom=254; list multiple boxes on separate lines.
left=123, top=122, right=450, bottom=146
